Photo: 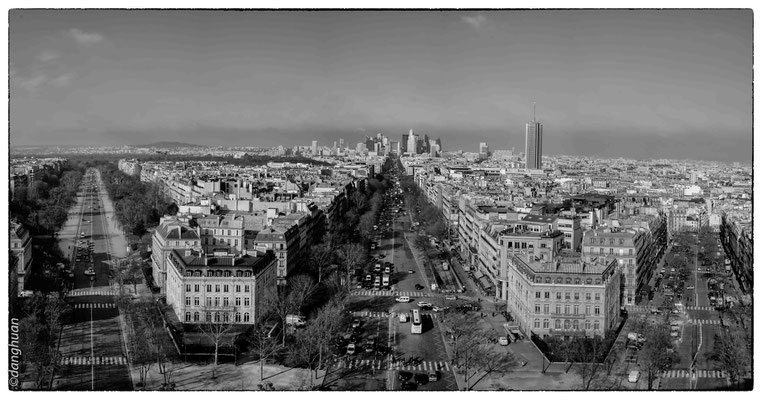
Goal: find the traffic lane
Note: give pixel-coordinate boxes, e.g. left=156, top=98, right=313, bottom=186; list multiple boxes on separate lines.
left=393, top=313, right=446, bottom=362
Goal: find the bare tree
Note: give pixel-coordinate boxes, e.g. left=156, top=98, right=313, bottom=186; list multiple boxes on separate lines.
left=337, top=243, right=367, bottom=290
left=264, top=286, right=296, bottom=346
left=708, top=328, right=750, bottom=387
left=294, top=299, right=345, bottom=388
left=639, top=323, right=678, bottom=389
left=246, top=324, right=284, bottom=381
left=198, top=311, right=236, bottom=379
left=128, top=323, right=154, bottom=389
left=289, top=274, right=318, bottom=313
left=308, top=243, right=335, bottom=283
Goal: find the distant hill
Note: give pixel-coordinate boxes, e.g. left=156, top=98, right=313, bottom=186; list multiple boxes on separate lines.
left=134, top=141, right=205, bottom=148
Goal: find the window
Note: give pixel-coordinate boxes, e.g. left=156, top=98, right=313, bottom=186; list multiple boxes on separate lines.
left=194, top=297, right=200, bottom=306
left=594, top=306, right=601, bottom=315
left=629, top=249, right=633, bottom=255
left=223, top=313, right=230, bottom=323
left=599, top=248, right=604, bottom=255
left=235, top=297, right=241, bottom=306
left=185, top=297, right=191, bottom=306
left=586, top=305, right=591, bottom=315
left=543, top=319, right=549, bottom=328
left=609, top=238, right=614, bottom=245
left=244, top=285, right=250, bottom=293
left=206, top=312, right=212, bottom=322
left=585, top=320, right=591, bottom=330
left=585, top=278, right=592, bottom=285
left=214, top=312, right=221, bottom=322
left=574, top=305, right=579, bottom=315
left=214, top=297, right=220, bottom=306
left=594, top=320, right=600, bottom=331
left=206, top=284, right=212, bottom=292
left=224, top=285, right=229, bottom=293
left=565, top=292, right=571, bottom=300
left=215, top=285, right=220, bottom=292
left=543, top=304, right=549, bottom=314
left=573, top=320, right=579, bottom=330
left=206, top=297, right=212, bottom=306
left=574, top=278, right=581, bottom=285
left=185, top=284, right=191, bottom=292
left=535, top=291, right=541, bottom=298
left=555, top=305, right=561, bottom=314
left=244, top=313, right=250, bottom=322
left=544, top=291, right=550, bottom=299
left=236, top=285, right=241, bottom=292
left=619, top=239, right=624, bottom=245
left=535, top=304, right=541, bottom=313
left=574, top=292, right=580, bottom=300
left=556, top=292, right=561, bottom=300
left=534, top=319, right=541, bottom=328
left=555, top=320, right=561, bottom=329
left=193, top=312, right=200, bottom=322
left=185, top=312, right=191, bottom=322
left=595, top=293, right=601, bottom=301
left=244, top=297, right=250, bottom=307
left=609, top=248, right=614, bottom=255
left=564, top=305, right=570, bottom=314
left=564, top=320, right=571, bottom=329
left=235, top=312, right=241, bottom=322
left=223, top=297, right=229, bottom=306
left=586, top=293, right=591, bottom=301
left=194, top=284, right=200, bottom=292
left=565, top=278, right=572, bottom=284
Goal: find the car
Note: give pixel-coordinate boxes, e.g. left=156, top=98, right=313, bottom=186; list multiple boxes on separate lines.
left=398, top=371, right=413, bottom=382
left=427, top=370, right=439, bottom=382
left=408, top=269, right=415, bottom=274
left=346, top=343, right=356, bottom=355
left=417, top=301, right=432, bottom=309
left=399, top=313, right=409, bottom=323
left=84, top=268, right=96, bottom=276
left=628, top=370, right=640, bottom=383
left=686, top=285, right=695, bottom=290
left=498, top=336, right=509, bottom=346
left=351, top=319, right=361, bottom=329
left=414, top=284, right=424, bottom=290
left=395, top=296, right=411, bottom=303
left=445, top=295, right=457, bottom=301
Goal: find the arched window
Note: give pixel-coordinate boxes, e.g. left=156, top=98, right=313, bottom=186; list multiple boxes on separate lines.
left=534, top=319, right=540, bottom=328
left=585, top=320, right=591, bottom=330
left=574, top=278, right=581, bottom=285
left=235, top=312, right=241, bottom=322
left=545, top=277, right=552, bottom=284
left=555, top=320, right=561, bottom=329
left=595, top=279, right=602, bottom=285
left=573, top=320, right=579, bottom=330
left=236, top=270, right=243, bottom=277
left=564, top=320, right=571, bottom=329
left=543, top=319, right=549, bottom=328
left=565, top=278, right=572, bottom=284
left=185, top=312, right=191, bottom=322
left=594, top=320, right=600, bottom=331
left=224, top=270, right=232, bottom=277
left=555, top=278, right=563, bottom=284
left=586, top=278, right=593, bottom=285
left=214, top=312, right=221, bottom=322
left=193, top=312, right=200, bottom=322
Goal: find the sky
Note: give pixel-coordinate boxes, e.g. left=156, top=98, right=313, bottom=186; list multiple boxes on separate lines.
left=8, top=9, right=753, bottom=161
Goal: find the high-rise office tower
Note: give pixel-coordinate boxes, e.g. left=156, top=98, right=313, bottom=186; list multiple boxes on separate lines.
left=339, top=138, right=344, bottom=149
left=407, top=130, right=417, bottom=155
left=312, top=140, right=318, bottom=155
left=401, top=134, right=409, bottom=153
left=525, top=104, right=543, bottom=170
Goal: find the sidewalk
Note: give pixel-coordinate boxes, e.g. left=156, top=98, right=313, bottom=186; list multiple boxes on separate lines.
left=130, top=360, right=325, bottom=390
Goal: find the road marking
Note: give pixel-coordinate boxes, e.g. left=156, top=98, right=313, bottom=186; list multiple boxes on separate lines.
left=662, top=369, right=725, bottom=379
left=688, top=319, right=721, bottom=325
left=74, top=303, right=116, bottom=309
left=62, top=356, right=127, bottom=365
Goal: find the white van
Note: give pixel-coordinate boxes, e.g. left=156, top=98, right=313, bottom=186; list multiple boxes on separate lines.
left=628, top=370, right=640, bottom=383
left=395, top=296, right=411, bottom=303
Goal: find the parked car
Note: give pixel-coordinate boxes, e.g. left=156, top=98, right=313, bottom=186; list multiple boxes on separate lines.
left=498, top=337, right=509, bottom=346
left=445, top=295, right=457, bottom=301
left=395, top=296, right=411, bottom=303
left=417, top=301, right=432, bottom=309
left=628, top=370, right=640, bottom=383
left=346, top=343, right=356, bottom=355
left=399, top=313, right=409, bottom=323
left=427, top=370, right=439, bottom=382
left=351, top=319, right=361, bottom=329
left=414, top=284, right=424, bottom=290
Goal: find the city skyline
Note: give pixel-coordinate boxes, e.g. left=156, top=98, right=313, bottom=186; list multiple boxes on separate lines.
left=9, top=10, right=753, bottom=162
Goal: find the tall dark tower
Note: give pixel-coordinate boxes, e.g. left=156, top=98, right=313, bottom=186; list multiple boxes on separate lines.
left=525, top=103, right=543, bottom=170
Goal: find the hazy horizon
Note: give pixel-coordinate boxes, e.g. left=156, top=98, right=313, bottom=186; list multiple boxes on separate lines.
left=9, top=10, right=753, bottom=162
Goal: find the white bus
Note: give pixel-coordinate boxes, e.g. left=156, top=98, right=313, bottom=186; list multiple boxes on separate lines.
left=411, top=309, right=422, bottom=334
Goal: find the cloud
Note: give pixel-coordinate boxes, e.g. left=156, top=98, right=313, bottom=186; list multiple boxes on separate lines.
left=68, top=28, right=105, bottom=46
left=17, top=74, right=48, bottom=92
left=49, top=73, right=74, bottom=88
left=37, top=50, right=60, bottom=62
left=461, top=14, right=488, bottom=30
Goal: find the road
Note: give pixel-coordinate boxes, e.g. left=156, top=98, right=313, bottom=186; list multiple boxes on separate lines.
left=53, top=168, right=132, bottom=390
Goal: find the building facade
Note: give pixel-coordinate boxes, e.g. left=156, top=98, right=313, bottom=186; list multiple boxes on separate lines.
left=525, top=118, right=543, bottom=170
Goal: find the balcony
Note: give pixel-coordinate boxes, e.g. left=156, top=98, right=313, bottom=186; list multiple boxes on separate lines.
left=549, top=313, right=586, bottom=319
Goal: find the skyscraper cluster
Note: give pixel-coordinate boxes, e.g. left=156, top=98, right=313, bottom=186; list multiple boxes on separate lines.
left=402, top=129, right=442, bottom=157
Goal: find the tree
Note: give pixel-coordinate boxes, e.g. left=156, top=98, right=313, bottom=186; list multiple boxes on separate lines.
left=639, top=322, right=678, bottom=389
left=18, top=316, right=58, bottom=389
left=129, top=324, right=154, bottom=388
left=708, top=328, right=750, bottom=387
left=264, top=286, right=296, bottom=347
left=198, top=311, right=237, bottom=379
left=293, top=299, right=345, bottom=388
left=337, top=243, right=367, bottom=291
left=308, top=243, right=335, bottom=283
left=571, top=335, right=611, bottom=390
left=246, top=324, right=284, bottom=381
left=288, top=274, right=318, bottom=315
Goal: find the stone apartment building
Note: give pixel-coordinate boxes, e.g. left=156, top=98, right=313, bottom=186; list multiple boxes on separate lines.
left=504, top=253, right=621, bottom=339
left=165, top=248, right=277, bottom=325
left=10, top=220, right=33, bottom=294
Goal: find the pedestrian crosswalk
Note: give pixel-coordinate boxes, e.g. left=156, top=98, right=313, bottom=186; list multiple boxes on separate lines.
left=73, top=303, right=115, bottom=309
left=351, top=311, right=390, bottom=318
left=687, top=319, right=721, bottom=325
left=335, top=359, right=451, bottom=372
left=351, top=290, right=430, bottom=298
left=61, top=356, right=127, bottom=366
left=661, top=369, right=726, bottom=379
left=686, top=306, right=714, bottom=311
left=66, top=289, right=115, bottom=297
